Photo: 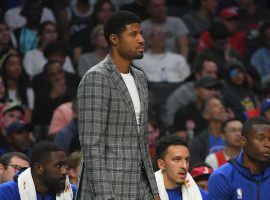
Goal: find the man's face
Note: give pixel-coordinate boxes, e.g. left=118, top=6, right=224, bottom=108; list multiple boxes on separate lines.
left=0, top=156, right=29, bottom=183
left=148, top=26, right=166, bottom=50
left=223, top=120, right=243, bottom=148
left=201, top=60, right=218, bottom=79
left=211, top=38, right=228, bottom=53
left=196, top=180, right=209, bottom=192
left=202, top=0, right=217, bottom=13
left=96, top=2, right=113, bottom=24
left=243, top=125, right=270, bottom=163
left=196, top=87, right=219, bottom=102
left=47, top=62, right=65, bottom=84
left=7, top=130, right=31, bottom=152
left=42, top=151, right=68, bottom=193
left=158, top=145, right=190, bottom=189
left=2, top=110, right=24, bottom=128
left=0, top=23, right=10, bottom=46
left=203, top=98, right=226, bottom=122
left=147, top=0, right=167, bottom=22
left=116, top=23, right=145, bottom=60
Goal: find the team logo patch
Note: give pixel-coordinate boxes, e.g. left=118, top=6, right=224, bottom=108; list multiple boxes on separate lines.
left=237, top=188, right=243, bottom=199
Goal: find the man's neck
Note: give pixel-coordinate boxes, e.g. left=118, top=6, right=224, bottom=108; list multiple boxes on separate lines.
left=242, top=153, right=268, bottom=174
left=224, top=146, right=241, bottom=158
left=209, top=121, right=221, bottom=136
left=109, top=51, right=131, bottom=74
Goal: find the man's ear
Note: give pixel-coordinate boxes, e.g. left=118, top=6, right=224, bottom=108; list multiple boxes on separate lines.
left=157, top=159, right=165, bottom=170
left=34, top=163, right=44, bottom=175
left=241, top=136, right=246, bottom=148
left=0, top=163, right=5, bottom=176
left=109, top=34, right=119, bottom=46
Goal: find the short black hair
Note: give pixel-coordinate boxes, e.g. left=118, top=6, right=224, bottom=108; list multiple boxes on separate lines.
left=43, top=60, right=63, bottom=74
left=242, top=117, right=270, bottom=137
left=43, top=42, right=68, bottom=58
left=0, top=152, right=29, bottom=169
left=30, top=141, right=64, bottom=168
left=194, top=56, right=217, bottom=74
left=156, top=135, right=189, bottom=160
left=104, top=10, right=141, bottom=45
left=221, top=118, right=241, bottom=133
left=259, top=21, right=270, bottom=38
left=209, top=21, right=229, bottom=40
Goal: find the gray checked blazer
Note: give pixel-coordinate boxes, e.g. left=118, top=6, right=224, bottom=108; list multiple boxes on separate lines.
left=76, top=55, right=158, bottom=200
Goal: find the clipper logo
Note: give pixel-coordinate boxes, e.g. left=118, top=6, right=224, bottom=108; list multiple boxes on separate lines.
left=237, top=188, right=243, bottom=199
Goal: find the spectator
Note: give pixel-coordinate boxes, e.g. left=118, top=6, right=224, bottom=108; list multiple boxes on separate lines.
left=0, top=152, right=29, bottom=184
left=155, top=135, right=208, bottom=199
left=78, top=24, right=108, bottom=78
left=1, top=54, right=34, bottom=123
left=260, top=99, right=270, bottom=120
left=0, top=102, right=25, bottom=155
left=3, top=121, right=33, bottom=157
left=67, top=151, right=81, bottom=186
left=236, top=0, right=270, bottom=59
left=222, top=59, right=259, bottom=120
left=32, top=61, right=79, bottom=140
left=12, top=1, right=43, bottom=55
left=190, top=97, right=233, bottom=166
left=173, top=76, right=221, bottom=139
left=208, top=117, right=270, bottom=199
left=183, top=0, right=217, bottom=61
left=250, top=21, right=270, bottom=82
left=0, top=75, right=8, bottom=128
left=205, top=119, right=243, bottom=169
left=197, top=7, right=245, bottom=58
left=23, top=21, right=60, bottom=78
left=194, top=21, right=240, bottom=77
left=190, top=162, right=214, bottom=192
left=142, top=0, right=190, bottom=58
left=43, top=42, right=75, bottom=74
left=133, top=24, right=190, bottom=83
left=0, top=20, right=17, bottom=67
left=120, top=0, right=149, bottom=20
left=4, top=0, right=56, bottom=30
left=165, top=57, right=219, bottom=127
left=0, top=141, right=77, bottom=199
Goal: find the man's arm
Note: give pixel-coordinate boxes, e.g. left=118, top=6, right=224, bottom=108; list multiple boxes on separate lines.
left=77, top=71, right=114, bottom=199
left=207, top=171, right=232, bottom=200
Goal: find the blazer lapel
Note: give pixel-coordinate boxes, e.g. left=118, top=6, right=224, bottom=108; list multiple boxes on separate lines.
left=103, top=55, right=137, bottom=123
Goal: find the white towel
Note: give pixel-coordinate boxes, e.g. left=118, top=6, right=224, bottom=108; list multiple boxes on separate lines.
left=18, top=168, right=73, bottom=200
left=155, top=169, right=203, bottom=200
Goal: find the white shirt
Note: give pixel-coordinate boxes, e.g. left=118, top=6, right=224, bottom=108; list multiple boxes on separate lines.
left=4, top=7, right=56, bottom=30
left=121, top=72, right=141, bottom=125
left=23, top=49, right=75, bottom=78
left=133, top=51, right=190, bottom=83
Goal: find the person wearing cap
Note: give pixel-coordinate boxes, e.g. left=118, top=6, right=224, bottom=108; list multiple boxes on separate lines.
left=208, top=117, right=270, bottom=200
left=260, top=99, right=270, bottom=120
left=0, top=102, right=25, bottom=155
left=190, top=162, right=213, bottom=192
left=155, top=135, right=208, bottom=200
left=197, top=7, right=244, bottom=58
left=189, top=96, right=234, bottom=166
left=173, top=75, right=221, bottom=140
left=2, top=121, right=33, bottom=157
left=205, top=118, right=243, bottom=169
left=221, top=59, right=259, bottom=121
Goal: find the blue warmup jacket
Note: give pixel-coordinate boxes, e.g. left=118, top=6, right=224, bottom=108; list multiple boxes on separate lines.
left=208, top=153, right=270, bottom=200
left=0, top=169, right=77, bottom=200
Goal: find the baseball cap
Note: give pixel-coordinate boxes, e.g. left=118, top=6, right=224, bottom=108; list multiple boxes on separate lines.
left=194, top=76, right=222, bottom=89
left=6, top=121, right=32, bottom=135
left=190, top=166, right=214, bottom=181
left=260, top=99, right=270, bottom=116
left=220, top=7, right=239, bottom=20
left=2, top=102, right=25, bottom=115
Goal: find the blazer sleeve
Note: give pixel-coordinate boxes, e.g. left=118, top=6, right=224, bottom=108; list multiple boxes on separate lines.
left=77, top=71, right=114, bottom=198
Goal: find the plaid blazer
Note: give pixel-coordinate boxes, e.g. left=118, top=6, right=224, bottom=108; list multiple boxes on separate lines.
left=76, top=55, right=158, bottom=200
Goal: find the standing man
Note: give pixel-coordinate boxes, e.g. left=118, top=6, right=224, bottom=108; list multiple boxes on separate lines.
left=208, top=117, right=270, bottom=199
left=155, top=135, right=208, bottom=199
left=77, top=11, right=159, bottom=200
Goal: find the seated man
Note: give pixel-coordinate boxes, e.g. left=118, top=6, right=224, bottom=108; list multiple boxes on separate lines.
left=0, top=152, right=29, bottom=184
left=155, top=135, right=207, bottom=199
left=208, top=117, right=270, bottom=199
left=0, top=141, right=76, bottom=199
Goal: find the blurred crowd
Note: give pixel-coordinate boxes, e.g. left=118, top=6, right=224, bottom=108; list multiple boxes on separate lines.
left=0, top=0, right=270, bottom=192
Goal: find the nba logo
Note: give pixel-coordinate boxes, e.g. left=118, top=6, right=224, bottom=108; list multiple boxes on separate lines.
left=237, top=188, right=243, bottom=199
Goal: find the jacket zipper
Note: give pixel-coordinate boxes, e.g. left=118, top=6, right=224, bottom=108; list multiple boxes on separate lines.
left=256, top=182, right=260, bottom=200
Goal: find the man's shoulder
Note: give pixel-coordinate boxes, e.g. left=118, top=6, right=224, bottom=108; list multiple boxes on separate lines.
left=209, top=162, right=233, bottom=181
left=0, top=180, right=20, bottom=200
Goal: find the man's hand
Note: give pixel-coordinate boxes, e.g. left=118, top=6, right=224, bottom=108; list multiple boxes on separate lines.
left=154, top=194, right=161, bottom=200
